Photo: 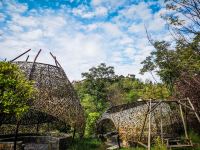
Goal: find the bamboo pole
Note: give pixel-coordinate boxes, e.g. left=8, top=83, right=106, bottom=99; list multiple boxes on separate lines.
left=148, top=99, right=152, bottom=150
left=29, top=49, right=41, bottom=80
left=176, top=101, right=193, bottom=111
left=187, top=98, right=200, bottom=124
left=160, top=103, right=163, bottom=144
left=14, top=120, right=20, bottom=150
left=139, top=104, right=149, bottom=141
left=179, top=101, right=188, bottom=139
left=25, top=55, right=29, bottom=62
left=10, top=49, right=31, bottom=62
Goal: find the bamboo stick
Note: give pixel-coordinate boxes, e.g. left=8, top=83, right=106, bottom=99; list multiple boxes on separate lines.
left=179, top=101, right=188, bottom=139
left=187, top=98, right=200, bottom=124
left=148, top=99, right=152, bottom=150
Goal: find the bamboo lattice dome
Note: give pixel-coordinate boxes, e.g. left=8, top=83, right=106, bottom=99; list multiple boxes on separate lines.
left=97, top=101, right=182, bottom=146
left=1, top=50, right=85, bottom=135
left=13, top=61, right=85, bottom=134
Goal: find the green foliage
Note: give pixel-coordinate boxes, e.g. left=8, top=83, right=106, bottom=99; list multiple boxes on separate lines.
left=141, top=82, right=170, bottom=100
left=153, top=137, right=167, bottom=150
left=140, top=35, right=200, bottom=95
left=163, top=0, right=200, bottom=36
left=121, top=147, right=145, bottom=150
left=69, top=138, right=106, bottom=150
left=188, top=130, right=200, bottom=144
left=74, top=63, right=170, bottom=137
left=85, top=112, right=100, bottom=137
left=0, top=62, right=36, bottom=118
left=81, top=63, right=114, bottom=112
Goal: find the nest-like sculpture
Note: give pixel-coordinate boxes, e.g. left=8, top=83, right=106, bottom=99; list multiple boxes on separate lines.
left=97, top=101, right=182, bottom=146
left=11, top=61, right=85, bottom=135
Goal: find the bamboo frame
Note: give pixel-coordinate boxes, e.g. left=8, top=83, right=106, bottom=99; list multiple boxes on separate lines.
left=97, top=98, right=200, bottom=149
left=1, top=49, right=85, bottom=136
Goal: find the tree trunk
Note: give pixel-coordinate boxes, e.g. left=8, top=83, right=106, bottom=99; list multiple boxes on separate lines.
left=14, top=120, right=20, bottom=150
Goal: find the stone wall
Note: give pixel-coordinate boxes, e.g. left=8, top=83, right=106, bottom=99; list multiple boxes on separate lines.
left=0, top=135, right=72, bottom=150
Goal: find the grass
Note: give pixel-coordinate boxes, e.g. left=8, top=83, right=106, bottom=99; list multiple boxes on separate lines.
left=69, top=131, right=200, bottom=150
left=68, top=138, right=107, bottom=150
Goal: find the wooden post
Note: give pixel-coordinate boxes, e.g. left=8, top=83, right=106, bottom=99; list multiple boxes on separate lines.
left=48, top=122, right=50, bottom=132
left=29, top=49, right=42, bottom=80
left=148, top=99, right=152, bottom=150
left=117, top=133, right=121, bottom=149
left=36, top=123, right=39, bottom=133
left=14, top=120, right=20, bottom=150
left=25, top=55, right=29, bottom=62
left=73, top=128, right=76, bottom=140
left=10, top=49, right=31, bottom=62
left=187, top=98, right=200, bottom=124
left=160, top=103, right=163, bottom=144
left=179, top=101, right=188, bottom=139
left=139, top=104, right=149, bottom=141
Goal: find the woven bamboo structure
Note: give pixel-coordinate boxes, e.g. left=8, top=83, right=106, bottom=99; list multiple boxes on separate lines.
left=15, top=61, right=85, bottom=134
left=0, top=50, right=85, bottom=136
left=97, top=100, right=183, bottom=147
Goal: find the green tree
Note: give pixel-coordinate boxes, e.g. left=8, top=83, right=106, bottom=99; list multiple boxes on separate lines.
left=85, top=112, right=100, bottom=137
left=140, top=41, right=180, bottom=94
left=81, top=63, right=115, bottom=112
left=0, top=62, right=36, bottom=118
left=140, top=35, right=200, bottom=94
left=0, top=62, right=36, bottom=150
left=164, top=0, right=200, bottom=41
left=74, top=63, right=116, bottom=136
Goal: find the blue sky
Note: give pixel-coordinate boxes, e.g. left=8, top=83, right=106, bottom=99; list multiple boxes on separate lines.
left=0, top=0, right=172, bottom=81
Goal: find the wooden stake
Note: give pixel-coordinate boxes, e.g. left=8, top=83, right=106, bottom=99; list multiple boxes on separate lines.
left=139, top=104, right=149, bottom=141
left=160, top=103, right=163, bottom=144
left=73, top=128, right=76, bottom=140
left=10, top=49, right=31, bottom=62
left=14, top=120, right=20, bottom=150
left=179, top=101, right=188, bottom=139
left=29, top=49, right=42, bottom=80
left=148, top=99, right=152, bottom=150
left=25, top=55, right=29, bottom=62
left=187, top=98, right=200, bottom=124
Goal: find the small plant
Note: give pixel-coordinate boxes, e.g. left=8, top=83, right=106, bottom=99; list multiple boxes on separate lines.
left=0, top=62, right=36, bottom=118
left=153, top=136, right=167, bottom=150
left=69, top=138, right=106, bottom=150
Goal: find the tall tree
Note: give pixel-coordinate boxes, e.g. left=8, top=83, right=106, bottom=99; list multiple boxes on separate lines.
left=81, top=63, right=115, bottom=112
left=164, top=0, right=200, bottom=41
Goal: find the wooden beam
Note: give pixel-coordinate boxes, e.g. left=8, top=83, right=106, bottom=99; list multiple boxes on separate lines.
left=148, top=99, right=152, bottom=150
left=49, top=52, right=58, bottom=67
left=147, top=101, right=162, bottom=114
left=179, top=101, right=188, bottom=139
left=49, top=52, right=62, bottom=68
left=25, top=55, right=29, bottom=62
left=160, top=102, right=163, bottom=144
left=139, top=104, right=149, bottom=141
left=137, top=141, right=148, bottom=148
left=187, top=98, right=200, bottom=124
left=29, top=49, right=41, bottom=80
left=14, top=120, right=20, bottom=150
left=176, top=101, right=193, bottom=111
left=10, top=49, right=31, bottom=62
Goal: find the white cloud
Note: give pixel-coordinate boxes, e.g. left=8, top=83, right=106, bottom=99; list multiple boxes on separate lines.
left=0, top=13, right=5, bottom=22
left=95, top=6, right=108, bottom=16
left=128, top=23, right=145, bottom=33
left=6, top=1, right=28, bottom=13
left=0, top=1, right=169, bottom=82
left=72, top=5, right=108, bottom=18
left=101, top=23, right=122, bottom=37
